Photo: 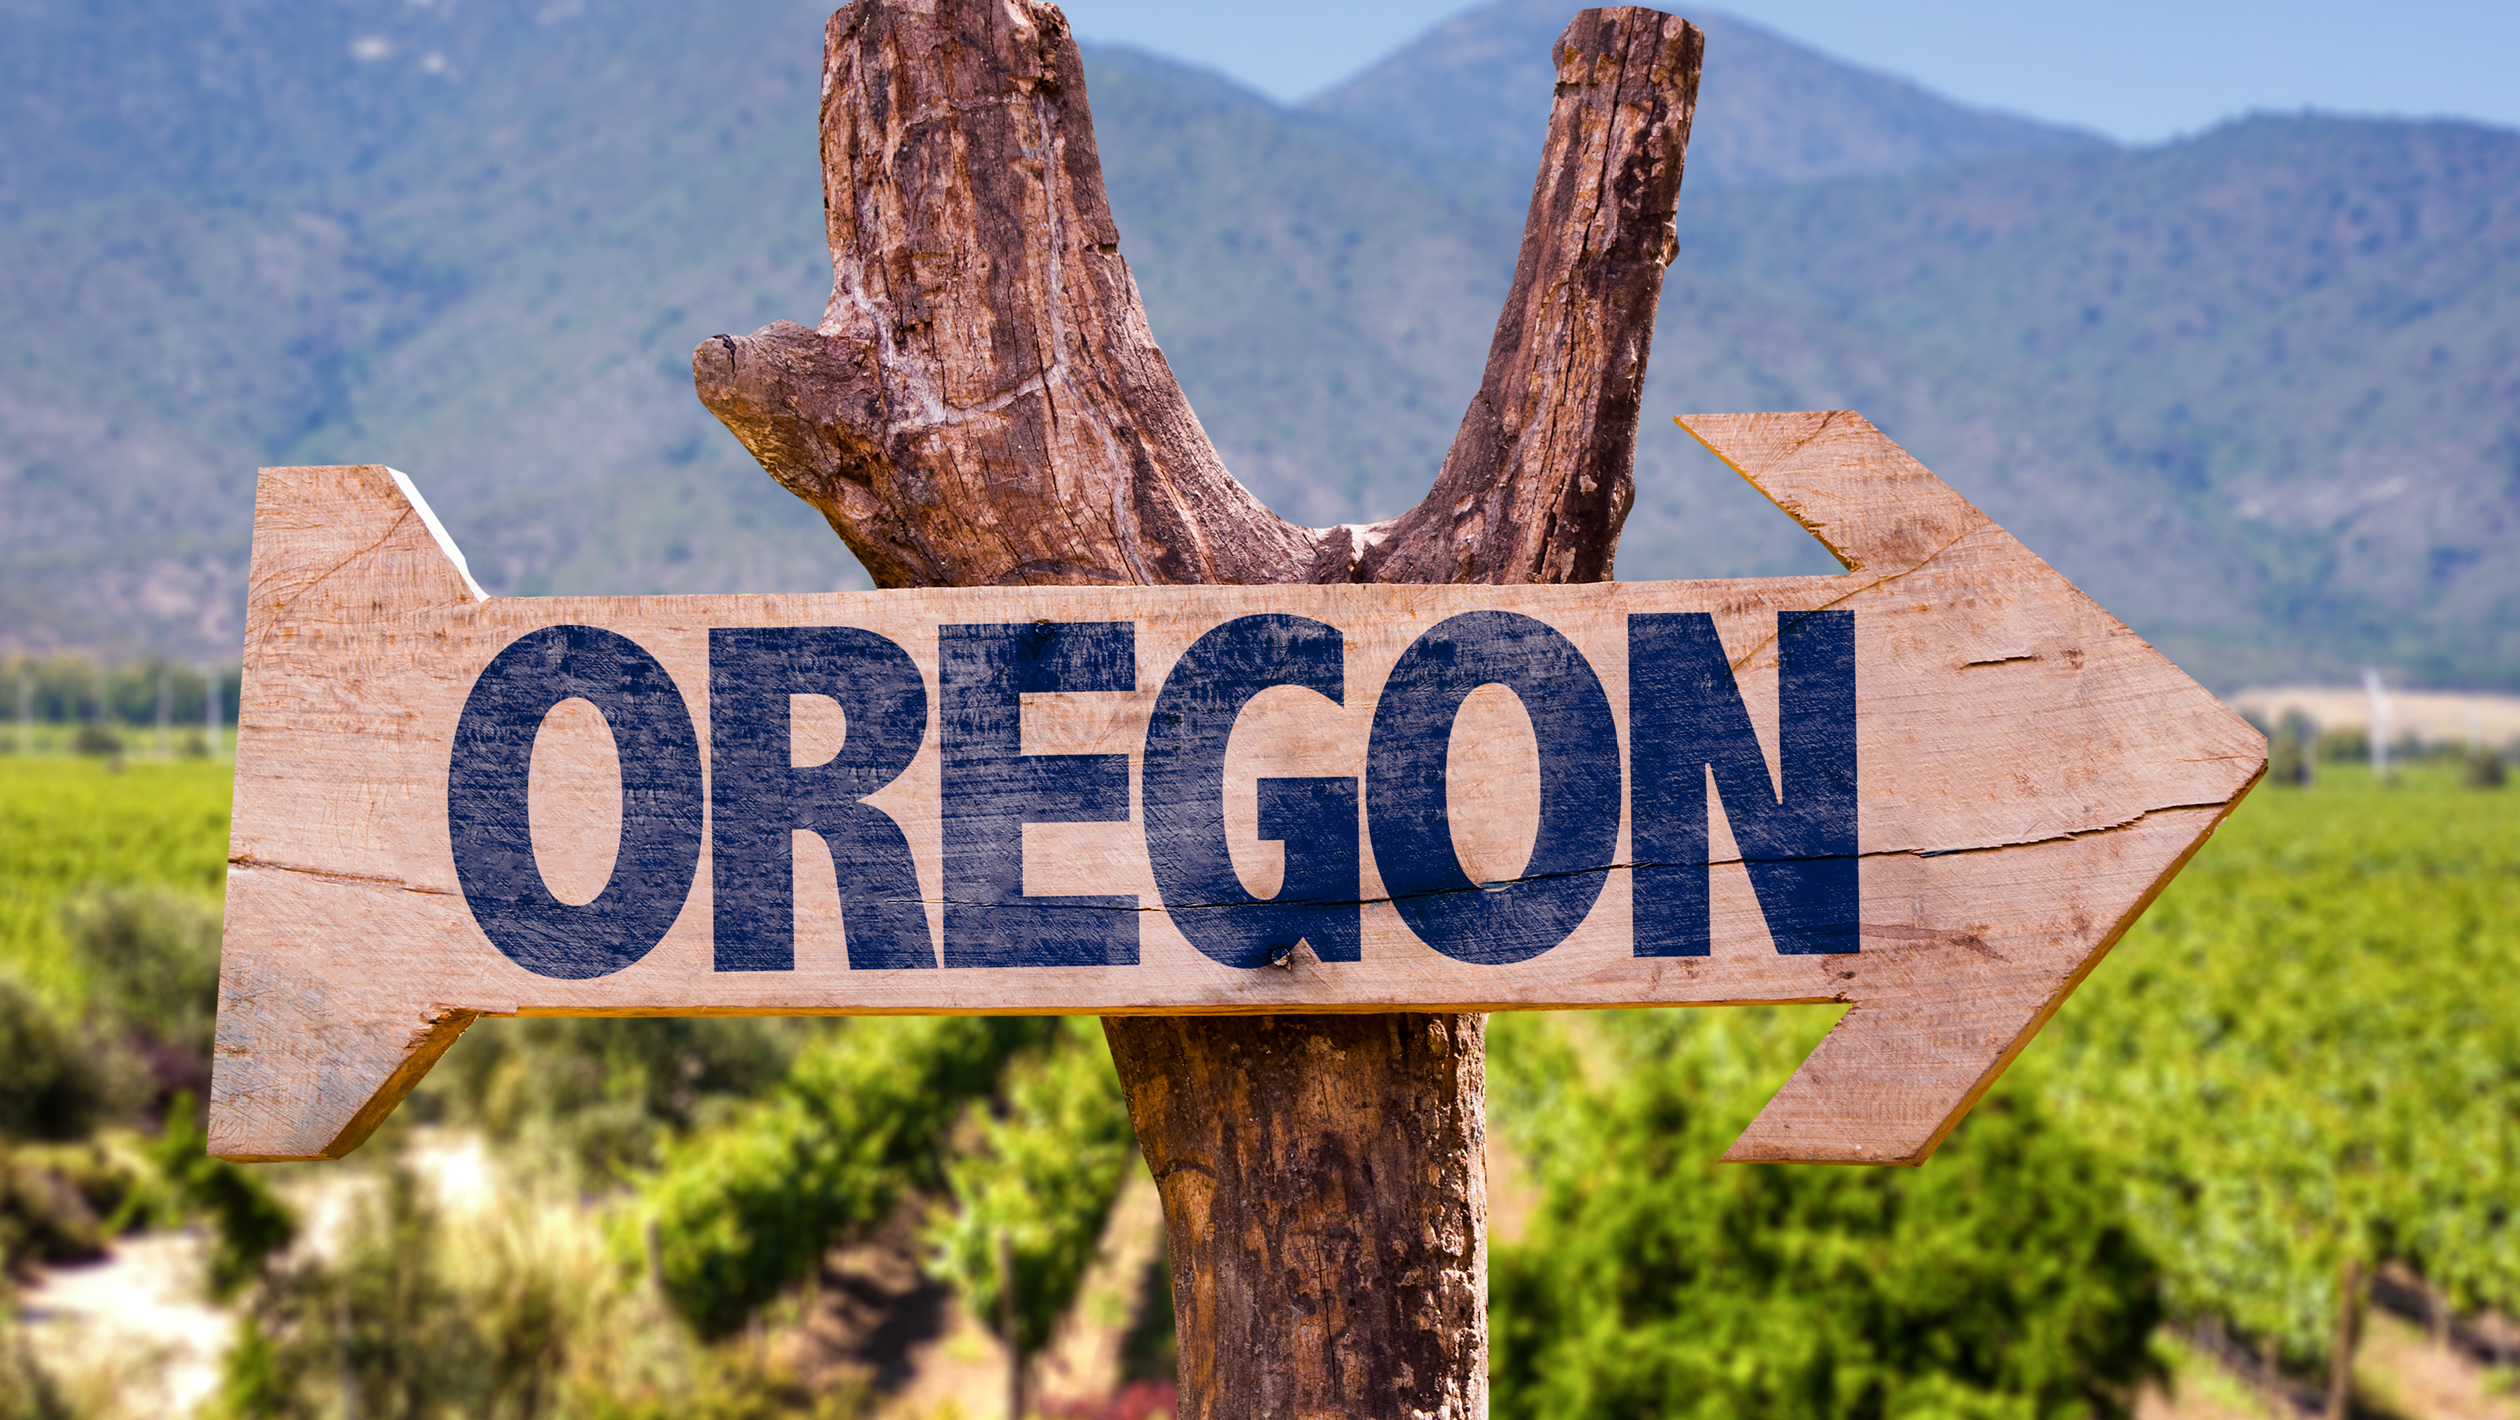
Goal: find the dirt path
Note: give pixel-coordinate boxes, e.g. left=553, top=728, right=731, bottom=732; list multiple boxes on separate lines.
left=18, top=1230, right=232, bottom=1418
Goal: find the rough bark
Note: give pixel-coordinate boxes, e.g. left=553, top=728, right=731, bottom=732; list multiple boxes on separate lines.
left=1354, top=7, right=1703, bottom=586
left=1106, top=1014, right=1489, bottom=1418
left=694, top=2, right=1700, bottom=1414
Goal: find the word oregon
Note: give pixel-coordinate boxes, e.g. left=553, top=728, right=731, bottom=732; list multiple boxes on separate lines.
left=446, top=611, right=1856, bottom=980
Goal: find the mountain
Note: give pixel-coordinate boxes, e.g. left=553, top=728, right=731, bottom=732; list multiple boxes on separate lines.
left=2, top=0, right=2516, bottom=694
left=0, top=0, right=851, bottom=656
left=1098, top=8, right=2520, bottom=687
left=1634, top=117, right=2520, bottom=686
left=1305, top=0, right=2106, bottom=190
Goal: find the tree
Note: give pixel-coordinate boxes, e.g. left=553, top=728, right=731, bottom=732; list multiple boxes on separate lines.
left=693, top=2, right=1704, bottom=1410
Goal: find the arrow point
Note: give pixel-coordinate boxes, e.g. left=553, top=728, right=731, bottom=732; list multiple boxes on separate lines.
left=221, top=465, right=492, bottom=1159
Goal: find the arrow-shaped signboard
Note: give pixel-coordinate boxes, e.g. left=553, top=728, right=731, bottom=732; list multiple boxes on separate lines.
left=212, top=410, right=2264, bottom=1166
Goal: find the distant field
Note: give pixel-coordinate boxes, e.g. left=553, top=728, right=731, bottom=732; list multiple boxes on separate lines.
left=0, top=756, right=230, bottom=999
left=2231, top=686, right=2520, bottom=746
left=1493, top=757, right=2520, bottom=1374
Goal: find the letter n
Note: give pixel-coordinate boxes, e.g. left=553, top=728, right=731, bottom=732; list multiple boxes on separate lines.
left=1629, top=611, right=1857, bottom=956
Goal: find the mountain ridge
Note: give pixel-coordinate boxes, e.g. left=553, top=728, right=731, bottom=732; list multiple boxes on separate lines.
left=1305, top=0, right=2109, bottom=191
left=0, top=0, right=2514, bottom=694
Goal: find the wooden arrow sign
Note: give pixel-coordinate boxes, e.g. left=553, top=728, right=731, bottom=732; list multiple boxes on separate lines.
left=212, top=410, right=2264, bottom=1165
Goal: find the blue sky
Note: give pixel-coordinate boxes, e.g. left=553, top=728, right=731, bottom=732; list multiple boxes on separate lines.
left=1061, top=0, right=2520, bottom=145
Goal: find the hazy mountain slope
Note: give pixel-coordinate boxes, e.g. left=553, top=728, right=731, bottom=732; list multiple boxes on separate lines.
left=1083, top=47, right=1850, bottom=580
left=1101, top=62, right=2520, bottom=687
left=0, top=0, right=854, bottom=657
left=3, top=0, right=2516, bottom=695
left=1080, top=48, right=1517, bottom=528
left=1646, top=118, right=2520, bottom=685
left=1305, top=0, right=2105, bottom=190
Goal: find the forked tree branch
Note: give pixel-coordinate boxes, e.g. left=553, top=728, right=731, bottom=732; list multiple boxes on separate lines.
left=696, top=0, right=1699, bottom=596
left=694, top=4, right=1700, bottom=1414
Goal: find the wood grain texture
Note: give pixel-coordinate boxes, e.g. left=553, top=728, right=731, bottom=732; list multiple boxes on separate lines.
left=691, top=0, right=1313, bottom=590
left=691, top=0, right=1702, bottom=599
left=1354, top=7, right=1702, bottom=586
left=215, top=423, right=2261, bottom=1164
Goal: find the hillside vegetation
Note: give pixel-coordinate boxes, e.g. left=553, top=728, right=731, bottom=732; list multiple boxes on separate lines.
left=1, top=0, right=2515, bottom=693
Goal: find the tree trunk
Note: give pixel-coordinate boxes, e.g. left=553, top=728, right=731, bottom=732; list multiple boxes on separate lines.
left=2325, top=1258, right=2362, bottom=1420
left=694, top=2, right=1702, bottom=1413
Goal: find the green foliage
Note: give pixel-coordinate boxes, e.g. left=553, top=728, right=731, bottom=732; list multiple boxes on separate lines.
left=67, top=725, right=120, bottom=758
left=2315, top=728, right=2369, bottom=763
left=0, top=759, right=230, bottom=1001
left=207, top=1139, right=862, bottom=1420
left=2266, top=714, right=2315, bottom=787
left=114, top=1093, right=297, bottom=1299
left=2464, top=746, right=2507, bottom=788
left=216, top=1166, right=542, bottom=1420
left=641, top=1016, right=1054, bottom=1339
left=1490, top=1009, right=2164, bottom=1420
left=0, top=974, right=140, bottom=1142
left=2031, top=761, right=2520, bottom=1368
left=567, top=1344, right=871, bottom=1420
left=0, top=1139, right=142, bottom=1274
left=63, top=884, right=222, bottom=1099
left=926, top=1018, right=1137, bottom=1359
left=0, top=977, right=109, bottom=1142
left=416, top=1016, right=826, bottom=1182
left=0, top=655, right=235, bottom=730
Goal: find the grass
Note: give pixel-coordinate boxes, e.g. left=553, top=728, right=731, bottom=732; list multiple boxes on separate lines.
left=0, top=756, right=232, bottom=1002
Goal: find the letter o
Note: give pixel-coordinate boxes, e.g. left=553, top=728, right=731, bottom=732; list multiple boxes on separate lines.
left=448, top=625, right=703, bottom=979
left=1367, top=611, right=1620, bottom=965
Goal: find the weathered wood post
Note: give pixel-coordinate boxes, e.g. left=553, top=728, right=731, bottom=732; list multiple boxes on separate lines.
left=691, top=1, right=1702, bottom=1412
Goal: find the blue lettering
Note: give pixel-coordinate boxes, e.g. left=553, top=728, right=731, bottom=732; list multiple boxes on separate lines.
left=1365, top=611, right=1620, bottom=965
left=940, top=623, right=1138, bottom=968
left=1628, top=610, right=1858, bottom=956
left=708, top=627, right=936, bottom=972
left=1144, top=615, right=1359, bottom=968
left=447, top=625, right=703, bottom=980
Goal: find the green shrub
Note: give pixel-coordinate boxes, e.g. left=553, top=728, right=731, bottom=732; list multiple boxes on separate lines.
left=0, top=758, right=231, bottom=1002
left=216, top=1167, right=485, bottom=1420
left=114, top=1093, right=296, bottom=1299
left=2266, top=722, right=2313, bottom=787
left=2464, top=747, right=2506, bottom=788
left=1489, top=1009, right=2163, bottom=1420
left=63, top=885, right=222, bottom=1098
left=0, top=1139, right=144, bottom=1274
left=68, top=724, right=120, bottom=758
left=0, top=974, right=138, bottom=1141
left=2314, top=728, right=2367, bottom=763
left=641, top=1016, right=1054, bottom=1339
left=417, top=1015, right=825, bottom=1182
left=207, top=1140, right=834, bottom=1420
left=2033, top=763, right=2520, bottom=1366
left=926, top=1018, right=1137, bottom=1360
